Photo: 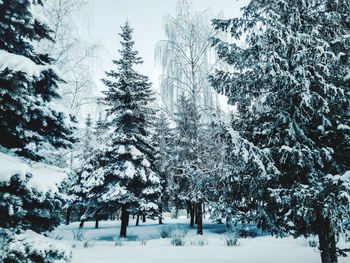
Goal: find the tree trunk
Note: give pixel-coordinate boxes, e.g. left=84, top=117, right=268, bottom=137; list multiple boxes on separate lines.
left=194, top=203, right=199, bottom=225
left=174, top=202, right=179, bottom=219
left=65, top=207, right=71, bottom=225
left=159, top=207, right=163, bottom=224
left=203, top=202, right=206, bottom=219
left=142, top=214, right=146, bottom=223
left=95, top=214, right=99, bottom=229
left=197, top=201, right=203, bottom=235
left=136, top=214, right=140, bottom=226
left=187, top=202, right=190, bottom=218
left=317, top=214, right=337, bottom=263
left=190, top=202, right=195, bottom=228
left=120, top=204, right=128, bottom=238
left=79, top=220, right=84, bottom=229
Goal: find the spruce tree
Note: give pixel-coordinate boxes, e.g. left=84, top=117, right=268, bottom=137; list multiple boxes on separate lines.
left=210, top=0, right=350, bottom=262
left=172, top=94, right=205, bottom=234
left=0, top=0, right=74, bottom=161
left=0, top=1, right=74, bottom=262
left=153, top=112, right=173, bottom=224
left=101, top=22, right=161, bottom=237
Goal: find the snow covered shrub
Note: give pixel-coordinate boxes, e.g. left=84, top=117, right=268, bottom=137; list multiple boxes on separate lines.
left=0, top=228, right=72, bottom=263
left=138, top=234, right=148, bottom=246
left=224, top=231, right=239, bottom=247
left=114, top=236, right=125, bottom=246
left=189, top=235, right=208, bottom=246
left=308, top=237, right=319, bottom=248
left=0, top=152, right=71, bottom=263
left=53, top=233, right=64, bottom=240
left=83, top=239, right=95, bottom=248
left=238, top=225, right=262, bottom=238
left=171, top=228, right=186, bottom=246
left=160, top=225, right=173, bottom=238
left=72, top=229, right=85, bottom=241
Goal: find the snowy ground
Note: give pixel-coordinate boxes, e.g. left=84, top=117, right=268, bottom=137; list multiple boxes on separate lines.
left=51, top=217, right=348, bottom=263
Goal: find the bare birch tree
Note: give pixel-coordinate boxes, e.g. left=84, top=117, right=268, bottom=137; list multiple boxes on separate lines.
left=155, top=0, right=221, bottom=122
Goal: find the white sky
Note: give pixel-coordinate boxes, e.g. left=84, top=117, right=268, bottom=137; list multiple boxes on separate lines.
left=77, top=0, right=249, bottom=96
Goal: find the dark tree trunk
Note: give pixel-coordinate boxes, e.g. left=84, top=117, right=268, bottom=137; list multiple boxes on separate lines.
left=203, top=202, right=206, bottom=219
left=132, top=214, right=135, bottom=219
left=187, top=202, right=190, bottom=218
left=65, top=207, right=71, bottom=225
left=194, top=203, right=199, bottom=225
left=159, top=207, right=163, bottom=224
left=120, top=204, right=128, bottom=238
left=136, top=214, right=140, bottom=226
left=190, top=202, right=195, bottom=228
left=317, top=214, right=337, bottom=263
left=196, top=201, right=203, bottom=235
left=174, top=202, right=179, bottom=219
left=142, top=214, right=146, bottom=223
left=79, top=220, right=84, bottom=229
left=95, top=214, right=99, bottom=229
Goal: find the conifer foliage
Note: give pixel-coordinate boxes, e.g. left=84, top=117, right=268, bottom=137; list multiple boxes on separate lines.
left=210, top=1, right=350, bottom=262
left=0, top=1, right=74, bottom=262
left=100, top=22, right=161, bottom=237
left=0, top=0, right=75, bottom=161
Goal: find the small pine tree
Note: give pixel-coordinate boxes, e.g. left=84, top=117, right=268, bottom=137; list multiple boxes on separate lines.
left=172, top=94, right=206, bottom=234
left=153, top=112, right=173, bottom=224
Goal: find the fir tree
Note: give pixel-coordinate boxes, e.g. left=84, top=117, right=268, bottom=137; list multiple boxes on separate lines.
left=153, top=112, right=173, bottom=224
left=0, top=0, right=75, bottom=161
left=172, top=94, right=205, bottom=234
left=210, top=0, right=350, bottom=262
left=0, top=1, right=74, bottom=262
left=100, top=22, right=161, bottom=237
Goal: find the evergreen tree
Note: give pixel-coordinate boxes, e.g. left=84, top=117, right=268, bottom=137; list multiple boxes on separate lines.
left=0, top=0, right=75, bottom=161
left=210, top=0, right=350, bottom=262
left=153, top=112, right=173, bottom=224
left=100, top=22, right=161, bottom=237
left=0, top=1, right=74, bottom=262
left=171, top=94, right=205, bottom=234
left=63, top=113, right=99, bottom=226
left=0, top=151, right=72, bottom=262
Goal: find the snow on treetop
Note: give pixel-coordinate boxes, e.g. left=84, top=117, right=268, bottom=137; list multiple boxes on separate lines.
left=0, top=50, right=54, bottom=78
left=29, top=1, right=49, bottom=26
left=0, top=151, right=67, bottom=194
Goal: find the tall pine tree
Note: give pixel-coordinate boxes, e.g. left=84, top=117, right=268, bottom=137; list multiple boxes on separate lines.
left=210, top=0, right=350, bottom=262
left=100, top=22, right=161, bottom=237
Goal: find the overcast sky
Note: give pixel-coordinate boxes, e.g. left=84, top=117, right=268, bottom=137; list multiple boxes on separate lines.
left=78, top=0, right=249, bottom=95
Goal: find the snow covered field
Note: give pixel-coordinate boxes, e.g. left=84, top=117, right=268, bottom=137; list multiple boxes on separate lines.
left=51, top=218, right=348, bottom=263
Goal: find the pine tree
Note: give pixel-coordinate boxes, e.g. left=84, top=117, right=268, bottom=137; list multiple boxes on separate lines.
left=63, top=113, right=98, bottom=226
left=0, top=1, right=74, bottom=262
left=171, top=94, right=206, bottom=234
left=153, top=112, right=173, bottom=224
left=210, top=0, right=350, bottom=262
left=0, top=0, right=75, bottom=161
left=100, top=21, right=161, bottom=237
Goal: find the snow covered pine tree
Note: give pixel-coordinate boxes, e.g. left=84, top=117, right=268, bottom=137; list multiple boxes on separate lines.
left=153, top=112, right=173, bottom=225
left=0, top=0, right=74, bottom=161
left=210, top=1, right=350, bottom=262
left=0, top=0, right=75, bottom=262
left=99, top=21, right=161, bottom=238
